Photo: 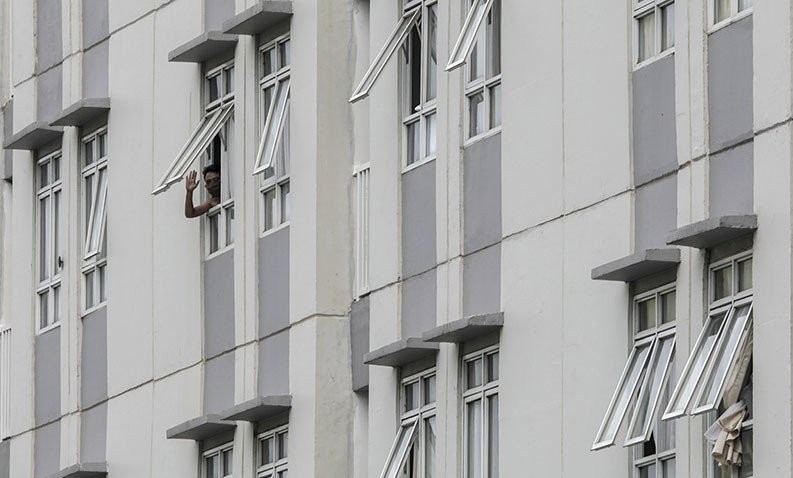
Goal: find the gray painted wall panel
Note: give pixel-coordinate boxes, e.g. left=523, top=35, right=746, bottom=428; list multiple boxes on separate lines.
left=80, top=403, right=107, bottom=463
left=463, top=243, right=501, bottom=318
left=708, top=15, right=753, bottom=151
left=709, top=142, right=754, bottom=217
left=36, top=65, right=62, bottom=122
left=204, top=249, right=235, bottom=358
left=258, top=330, right=290, bottom=397
left=401, top=268, right=437, bottom=338
left=204, top=353, right=235, bottom=415
left=83, top=41, right=109, bottom=99
left=81, top=308, right=108, bottom=408
left=635, top=174, right=678, bottom=250
left=82, top=0, right=109, bottom=48
left=36, top=0, right=63, bottom=72
left=0, top=441, right=9, bottom=478
left=402, top=161, right=436, bottom=278
left=35, top=327, right=60, bottom=426
left=2, top=99, right=11, bottom=180
left=632, top=55, right=677, bottom=185
left=350, top=296, right=370, bottom=392
left=464, top=133, right=502, bottom=254
left=205, top=0, right=236, bottom=32
left=34, top=420, right=60, bottom=478
left=258, top=227, right=290, bottom=338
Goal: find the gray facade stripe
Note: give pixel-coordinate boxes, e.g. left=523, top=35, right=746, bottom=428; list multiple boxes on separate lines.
left=82, top=0, right=109, bottom=48
left=258, top=227, right=290, bottom=338
left=204, top=249, right=235, bottom=358
left=401, top=267, right=437, bottom=338
left=36, top=0, right=62, bottom=72
left=635, top=174, right=678, bottom=250
left=350, top=296, right=370, bottom=392
left=0, top=441, right=8, bottom=478
left=81, top=308, right=108, bottom=409
left=2, top=99, right=11, bottom=179
left=708, top=15, right=753, bottom=151
left=258, top=330, right=290, bottom=397
left=402, top=160, right=437, bottom=278
left=83, top=40, right=109, bottom=99
left=35, top=327, right=60, bottom=426
left=80, top=402, right=107, bottom=464
left=205, top=0, right=236, bottom=32
left=204, top=352, right=235, bottom=415
left=463, top=243, right=501, bottom=319
left=36, top=65, right=62, bottom=122
left=709, top=142, right=754, bottom=217
left=632, top=54, right=677, bottom=185
left=34, top=420, right=60, bottom=478
left=464, top=133, right=502, bottom=254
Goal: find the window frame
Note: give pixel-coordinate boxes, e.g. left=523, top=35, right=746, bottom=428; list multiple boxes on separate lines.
left=353, top=163, right=371, bottom=297
left=462, top=345, right=499, bottom=478
left=256, top=424, right=289, bottom=478
left=80, top=127, right=109, bottom=313
left=462, top=0, right=501, bottom=144
left=709, top=0, right=753, bottom=32
left=36, top=150, right=64, bottom=334
left=633, top=0, right=676, bottom=68
left=202, top=442, right=234, bottom=478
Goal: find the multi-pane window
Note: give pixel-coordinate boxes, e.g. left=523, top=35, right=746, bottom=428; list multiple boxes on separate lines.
left=353, top=164, right=370, bottom=297
left=712, top=0, right=752, bottom=27
left=256, top=37, right=291, bottom=234
left=592, top=286, right=677, bottom=453
left=204, top=62, right=236, bottom=256
left=634, top=0, right=675, bottom=65
left=257, top=425, right=289, bottom=477
left=463, top=347, right=499, bottom=478
left=203, top=443, right=233, bottom=478
left=379, top=368, right=437, bottom=478
left=81, top=128, right=108, bottom=310
left=36, top=151, right=63, bottom=332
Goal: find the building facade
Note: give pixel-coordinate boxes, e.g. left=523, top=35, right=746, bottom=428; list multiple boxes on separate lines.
left=0, top=0, right=790, bottom=477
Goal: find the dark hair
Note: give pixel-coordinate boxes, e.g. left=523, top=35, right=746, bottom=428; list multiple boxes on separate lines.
left=202, top=164, right=221, bottom=177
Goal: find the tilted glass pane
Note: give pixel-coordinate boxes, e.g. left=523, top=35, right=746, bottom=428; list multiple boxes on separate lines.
left=424, top=416, right=436, bottom=478
left=592, top=338, right=654, bottom=450
left=254, top=78, right=291, bottom=175
left=351, top=9, right=421, bottom=103
left=380, top=421, right=419, bottom=478
left=426, top=4, right=438, bottom=102
left=447, top=0, right=495, bottom=72
left=85, top=168, right=108, bottom=258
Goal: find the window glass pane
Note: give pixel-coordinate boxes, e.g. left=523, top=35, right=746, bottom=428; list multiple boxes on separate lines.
left=713, top=265, right=732, bottom=301
left=488, top=395, right=499, bottom=478
left=490, top=83, right=502, bottom=128
left=39, top=292, right=49, bottom=329
left=637, top=297, right=657, bottom=332
left=466, top=400, right=483, bottom=478
left=39, top=196, right=50, bottom=281
left=88, top=169, right=108, bottom=253
left=280, top=182, right=290, bottom=224
left=661, top=291, right=676, bottom=324
left=85, top=270, right=95, bottom=308
left=488, top=0, right=501, bottom=76
left=39, top=162, right=49, bottom=188
left=53, top=156, right=61, bottom=181
left=656, top=383, right=676, bottom=452
left=738, top=427, right=753, bottom=477
left=425, top=113, right=437, bottom=156
left=263, top=189, right=276, bottom=231
left=661, top=3, right=675, bottom=50
left=222, top=449, right=233, bottom=476
left=208, top=75, right=221, bottom=103
left=262, top=85, right=275, bottom=127
left=209, top=213, right=219, bottom=253
left=404, top=381, right=420, bottom=412
left=53, top=285, right=60, bottom=324
left=98, top=264, right=107, bottom=303
left=279, top=40, right=291, bottom=67
left=638, top=12, right=655, bottom=63
left=738, top=0, right=752, bottom=11
left=715, top=0, right=731, bottom=22
left=385, top=423, right=417, bottom=478
left=224, top=68, right=234, bottom=95
left=423, top=375, right=436, bottom=405
left=468, top=7, right=486, bottom=83
left=424, top=416, right=436, bottom=478
left=639, top=463, right=657, bottom=478
left=225, top=206, right=235, bottom=246
left=467, top=358, right=483, bottom=389
left=626, top=334, right=675, bottom=443
left=263, top=48, right=277, bottom=77
left=99, top=133, right=107, bottom=158
left=54, top=190, right=61, bottom=271
left=662, top=458, right=676, bottom=478
left=406, top=120, right=420, bottom=165
left=425, top=4, right=438, bottom=102
left=469, top=92, right=485, bottom=137
left=737, top=259, right=752, bottom=292
left=205, top=454, right=218, bottom=478
left=261, top=437, right=275, bottom=465
left=278, top=431, right=288, bottom=460
left=84, top=173, right=94, bottom=237
left=487, top=352, right=499, bottom=382
left=278, top=471, right=288, bottom=478
left=279, top=107, right=291, bottom=175
left=84, top=140, right=95, bottom=166
left=404, top=25, right=422, bottom=114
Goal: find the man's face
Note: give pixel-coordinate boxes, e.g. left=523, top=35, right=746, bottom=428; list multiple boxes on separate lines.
left=204, top=171, right=221, bottom=198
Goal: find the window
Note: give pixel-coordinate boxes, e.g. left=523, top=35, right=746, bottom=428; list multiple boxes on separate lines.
left=0, top=326, right=10, bottom=440
left=203, top=443, right=233, bottom=478
left=354, top=164, right=370, bottom=296
left=257, top=37, right=291, bottom=235
left=634, top=0, right=675, bottom=65
left=82, top=128, right=108, bottom=311
left=592, top=286, right=677, bottom=452
left=379, top=368, right=436, bottom=478
left=463, top=347, right=499, bottom=478
left=712, top=0, right=752, bottom=27
left=448, top=0, right=501, bottom=139
left=257, top=425, right=289, bottom=477
left=36, top=151, right=63, bottom=332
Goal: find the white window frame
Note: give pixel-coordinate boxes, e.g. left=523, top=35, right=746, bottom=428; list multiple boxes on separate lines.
left=353, top=163, right=371, bottom=297
left=256, top=424, right=289, bottom=477
left=36, top=150, right=63, bottom=334
left=709, top=0, right=753, bottom=32
left=257, top=36, right=292, bottom=237
left=81, top=128, right=109, bottom=313
left=202, top=442, right=233, bottom=478
left=446, top=0, right=495, bottom=72
left=462, top=346, right=499, bottom=478
left=633, top=0, right=675, bottom=68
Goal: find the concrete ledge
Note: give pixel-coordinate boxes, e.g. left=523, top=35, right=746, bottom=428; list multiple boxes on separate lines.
left=591, top=249, right=680, bottom=282
left=422, top=313, right=504, bottom=343
left=168, top=32, right=238, bottom=63
left=363, top=338, right=438, bottom=367
left=48, top=462, right=107, bottom=478
left=219, top=395, right=291, bottom=422
left=666, top=215, right=757, bottom=249
left=166, top=414, right=236, bottom=440
left=50, top=98, right=110, bottom=127
left=222, top=1, right=293, bottom=35
left=3, top=121, right=62, bottom=150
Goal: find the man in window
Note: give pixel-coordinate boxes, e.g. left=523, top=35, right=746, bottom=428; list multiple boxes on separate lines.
left=184, top=165, right=221, bottom=218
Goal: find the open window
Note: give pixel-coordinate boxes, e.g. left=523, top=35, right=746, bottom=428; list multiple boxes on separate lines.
left=81, top=128, right=109, bottom=311
left=446, top=0, right=495, bottom=72
left=253, top=77, right=290, bottom=176
left=379, top=420, right=419, bottom=478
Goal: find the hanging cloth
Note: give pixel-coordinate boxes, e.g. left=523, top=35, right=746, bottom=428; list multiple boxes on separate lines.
left=704, top=401, right=748, bottom=467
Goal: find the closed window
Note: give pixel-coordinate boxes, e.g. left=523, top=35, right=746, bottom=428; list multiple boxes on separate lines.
left=257, top=425, right=289, bottom=477
left=463, top=347, right=499, bottom=478
left=712, top=0, right=752, bottom=27
left=81, top=128, right=108, bottom=311
left=634, top=0, right=675, bottom=65
left=203, top=443, right=233, bottom=478
left=36, top=151, right=63, bottom=332
left=353, top=164, right=370, bottom=296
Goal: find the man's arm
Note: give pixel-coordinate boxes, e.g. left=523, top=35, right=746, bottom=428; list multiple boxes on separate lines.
left=184, top=171, right=214, bottom=218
